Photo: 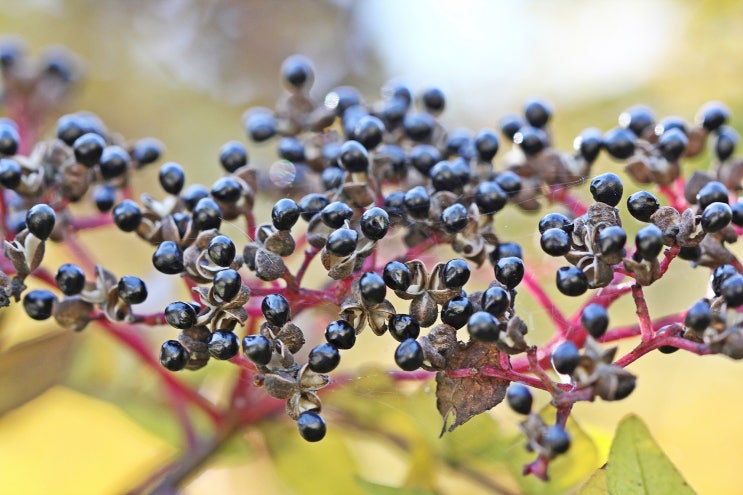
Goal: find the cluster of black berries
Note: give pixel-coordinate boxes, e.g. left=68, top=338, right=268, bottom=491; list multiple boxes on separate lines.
left=6, top=43, right=743, bottom=463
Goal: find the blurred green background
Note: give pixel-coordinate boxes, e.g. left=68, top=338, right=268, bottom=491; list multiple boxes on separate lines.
left=0, top=0, right=742, bottom=494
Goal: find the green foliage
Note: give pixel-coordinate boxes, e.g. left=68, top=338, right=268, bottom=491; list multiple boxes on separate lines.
left=578, top=415, right=696, bottom=495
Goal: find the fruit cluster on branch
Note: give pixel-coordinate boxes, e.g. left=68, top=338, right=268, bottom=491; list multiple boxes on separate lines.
left=2, top=41, right=743, bottom=484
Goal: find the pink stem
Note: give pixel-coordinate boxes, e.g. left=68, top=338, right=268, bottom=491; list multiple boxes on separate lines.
left=101, top=319, right=224, bottom=425
left=614, top=325, right=712, bottom=368
left=631, top=284, right=654, bottom=342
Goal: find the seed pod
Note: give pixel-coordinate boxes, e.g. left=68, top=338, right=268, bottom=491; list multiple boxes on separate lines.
left=255, top=248, right=286, bottom=281
left=263, top=372, right=299, bottom=399
left=410, top=291, right=438, bottom=327
left=275, top=322, right=306, bottom=354
left=264, top=229, right=296, bottom=257
left=286, top=390, right=323, bottom=421
left=53, top=296, right=93, bottom=332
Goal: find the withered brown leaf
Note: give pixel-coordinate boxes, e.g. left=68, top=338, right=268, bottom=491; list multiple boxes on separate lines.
left=435, top=339, right=508, bottom=435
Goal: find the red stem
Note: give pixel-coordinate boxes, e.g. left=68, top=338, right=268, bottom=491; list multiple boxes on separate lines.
left=631, top=284, right=654, bottom=342
left=100, top=319, right=224, bottom=425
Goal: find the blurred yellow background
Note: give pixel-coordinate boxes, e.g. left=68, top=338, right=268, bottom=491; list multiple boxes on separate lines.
left=0, top=0, right=742, bottom=494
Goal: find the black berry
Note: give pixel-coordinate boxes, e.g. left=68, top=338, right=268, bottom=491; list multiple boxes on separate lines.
left=165, top=301, right=198, bottom=329
left=389, top=314, right=421, bottom=342
left=420, top=87, right=445, bottom=114
left=211, top=177, right=242, bottom=203
left=242, top=334, right=273, bottom=365
left=524, top=98, right=552, bottom=128
left=657, top=128, right=688, bottom=162
left=262, top=293, right=291, bottom=327
left=696, top=101, right=729, bottom=131
left=404, top=185, right=431, bottom=219
left=23, top=289, right=57, bottom=320
left=152, top=241, right=184, bottom=274
left=721, top=274, right=743, bottom=307
left=696, top=181, right=728, bottom=209
left=635, top=225, right=664, bottom=260
left=73, top=132, right=105, bottom=167
left=160, top=340, right=189, bottom=371
left=117, top=276, right=148, bottom=304
left=590, top=173, right=623, bottom=207
left=481, top=286, right=510, bottom=317
left=132, top=137, right=163, bottom=166
left=410, top=144, right=441, bottom=175
left=308, top=343, right=341, bottom=373
left=112, top=200, right=142, bottom=232
left=383, top=261, right=411, bottom=291
left=320, top=201, right=354, bottom=229
left=474, top=128, right=499, bottom=162
left=297, top=411, right=326, bottom=442
left=244, top=108, right=277, bottom=142
left=360, top=207, right=390, bottom=240
left=99, top=145, right=130, bottom=180
left=495, top=256, right=524, bottom=290
left=325, top=320, right=356, bottom=350
left=354, top=115, right=385, bottom=150
left=552, top=341, right=580, bottom=375
left=360, top=272, right=387, bottom=306
left=158, top=162, right=186, bottom=195
left=272, top=198, right=301, bottom=230
left=443, top=259, right=470, bottom=288
left=298, top=193, right=329, bottom=222
left=467, top=311, right=501, bottom=342
left=26, top=204, right=56, bottom=240
left=540, top=228, right=571, bottom=257
left=219, top=141, right=248, bottom=173
left=506, top=383, right=533, bottom=415
left=514, top=126, right=548, bottom=156
left=619, top=105, right=655, bottom=136
left=441, top=203, right=468, bottom=233
left=208, top=330, right=239, bottom=360
left=499, top=114, right=524, bottom=140
left=574, top=127, right=603, bottom=163
left=338, top=140, right=369, bottom=173
left=441, top=295, right=474, bottom=329
left=555, top=266, right=588, bottom=296
left=684, top=299, right=711, bottom=333
left=603, top=127, right=636, bottom=160
left=626, top=191, right=660, bottom=222
left=544, top=425, right=571, bottom=455
left=278, top=136, right=305, bottom=163
left=192, top=198, right=222, bottom=231
left=598, top=226, right=626, bottom=257
left=281, top=54, right=314, bottom=92
left=475, top=181, right=507, bottom=214
left=714, top=126, right=738, bottom=162
left=700, top=202, right=732, bottom=233
left=207, top=235, right=236, bottom=267
left=0, top=158, right=21, bottom=189
left=394, top=338, right=424, bottom=371
left=56, top=263, right=85, bottom=296
left=326, top=227, right=358, bottom=257
left=581, top=303, right=609, bottom=339
left=538, top=212, right=571, bottom=234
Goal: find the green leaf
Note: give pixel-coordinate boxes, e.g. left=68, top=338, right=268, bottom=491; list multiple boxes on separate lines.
left=578, top=469, right=608, bottom=495
left=356, top=478, right=437, bottom=495
left=606, top=415, right=696, bottom=495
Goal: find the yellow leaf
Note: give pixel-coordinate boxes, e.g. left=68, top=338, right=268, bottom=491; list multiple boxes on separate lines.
left=578, top=469, right=608, bottom=495
left=0, top=386, right=174, bottom=495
